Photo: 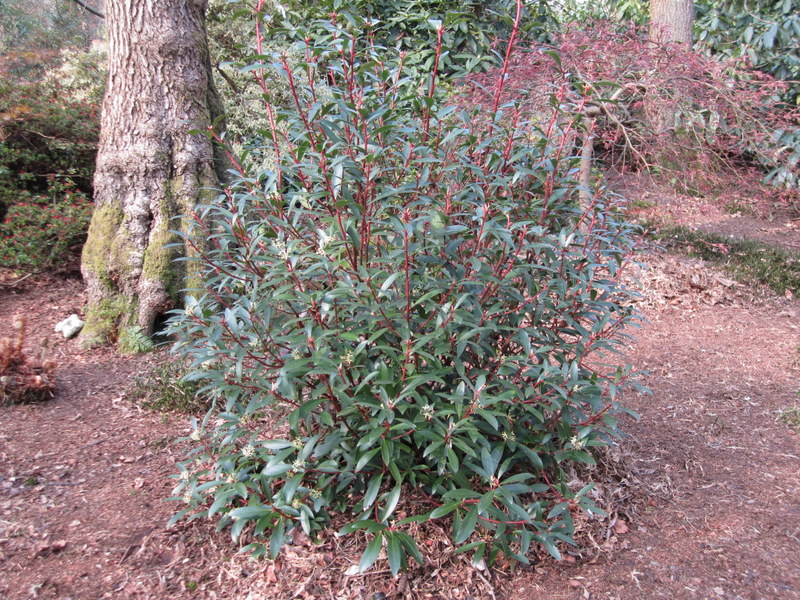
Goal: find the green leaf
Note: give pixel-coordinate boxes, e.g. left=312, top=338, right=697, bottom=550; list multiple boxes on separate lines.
left=359, top=531, right=384, bottom=573
left=454, top=504, right=479, bottom=544
left=338, top=520, right=384, bottom=535
left=300, top=505, right=312, bottom=535
left=167, top=508, right=191, bottom=528
left=355, top=447, right=381, bottom=472
left=477, top=490, right=496, bottom=514
left=231, top=516, right=248, bottom=542
left=453, top=540, right=484, bottom=555
left=387, top=533, right=403, bottom=575
left=269, top=519, right=286, bottom=558
left=230, top=506, right=273, bottom=520
left=262, top=439, right=293, bottom=450
left=363, top=473, right=383, bottom=510
left=430, top=500, right=461, bottom=519
left=380, top=485, right=402, bottom=523
left=262, top=462, right=292, bottom=476
left=541, top=536, right=562, bottom=560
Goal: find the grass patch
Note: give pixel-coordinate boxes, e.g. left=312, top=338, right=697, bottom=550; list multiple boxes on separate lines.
left=630, top=198, right=657, bottom=210
left=127, top=357, right=211, bottom=414
left=779, top=404, right=800, bottom=431
left=722, top=201, right=757, bottom=216
left=655, top=226, right=800, bottom=295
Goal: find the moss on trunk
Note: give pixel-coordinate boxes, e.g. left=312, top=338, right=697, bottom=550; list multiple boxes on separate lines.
left=80, top=296, right=136, bottom=348
left=81, top=203, right=125, bottom=292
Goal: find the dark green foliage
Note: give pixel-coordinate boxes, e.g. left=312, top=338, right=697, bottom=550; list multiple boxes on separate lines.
left=0, top=54, right=100, bottom=196
left=696, top=0, right=800, bottom=106
left=267, top=0, right=556, bottom=79
left=0, top=48, right=102, bottom=271
left=117, top=326, right=156, bottom=355
left=168, top=15, right=641, bottom=571
left=0, top=180, right=93, bottom=270
left=0, top=0, right=102, bottom=54
left=657, top=226, right=800, bottom=295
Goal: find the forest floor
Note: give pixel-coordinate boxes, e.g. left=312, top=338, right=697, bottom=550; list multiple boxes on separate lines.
left=0, top=179, right=799, bottom=600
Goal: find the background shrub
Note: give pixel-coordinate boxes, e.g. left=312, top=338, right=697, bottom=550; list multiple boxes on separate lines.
left=460, top=21, right=800, bottom=193
left=127, top=358, right=212, bottom=414
left=0, top=178, right=93, bottom=270
left=168, top=11, right=641, bottom=571
left=0, top=49, right=101, bottom=198
left=0, top=43, right=103, bottom=272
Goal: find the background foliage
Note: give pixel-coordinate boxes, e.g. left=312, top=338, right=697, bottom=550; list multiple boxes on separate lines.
left=461, top=20, right=799, bottom=192
left=0, top=0, right=102, bottom=55
left=0, top=4, right=104, bottom=272
left=696, top=0, right=800, bottom=106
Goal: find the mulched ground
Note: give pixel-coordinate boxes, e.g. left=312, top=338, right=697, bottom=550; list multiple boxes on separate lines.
left=1, top=196, right=798, bottom=599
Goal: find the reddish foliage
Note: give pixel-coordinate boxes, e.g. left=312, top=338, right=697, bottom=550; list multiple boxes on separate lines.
left=457, top=21, right=799, bottom=194
left=0, top=317, right=55, bottom=406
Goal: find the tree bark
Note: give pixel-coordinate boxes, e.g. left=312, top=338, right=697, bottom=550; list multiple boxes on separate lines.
left=644, top=0, right=693, bottom=157
left=81, top=0, right=225, bottom=346
left=649, top=0, right=693, bottom=45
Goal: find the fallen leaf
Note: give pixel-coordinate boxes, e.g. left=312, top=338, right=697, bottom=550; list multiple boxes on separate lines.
left=715, top=277, right=736, bottom=288
left=265, top=564, right=278, bottom=584
left=614, top=519, right=629, bottom=535
left=291, top=528, right=312, bottom=547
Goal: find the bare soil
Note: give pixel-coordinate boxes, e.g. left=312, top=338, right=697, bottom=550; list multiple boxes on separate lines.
left=1, top=192, right=799, bottom=600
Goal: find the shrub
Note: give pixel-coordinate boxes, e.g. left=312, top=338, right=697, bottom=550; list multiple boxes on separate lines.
left=0, top=49, right=101, bottom=197
left=0, top=179, right=93, bottom=270
left=168, top=9, right=641, bottom=572
left=696, top=0, right=800, bottom=106
left=0, top=317, right=55, bottom=406
left=460, top=21, right=799, bottom=192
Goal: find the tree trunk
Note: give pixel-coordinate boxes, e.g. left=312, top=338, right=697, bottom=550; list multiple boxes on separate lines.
left=81, top=0, right=225, bottom=346
left=645, top=0, right=693, bottom=161
left=649, top=0, right=693, bottom=45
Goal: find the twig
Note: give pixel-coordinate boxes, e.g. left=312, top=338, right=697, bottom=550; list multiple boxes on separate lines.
left=0, top=272, right=37, bottom=287
left=67, top=0, right=104, bottom=19
left=215, top=65, right=240, bottom=95
left=474, top=569, right=497, bottom=600
left=78, top=438, right=106, bottom=450
left=119, top=544, right=138, bottom=564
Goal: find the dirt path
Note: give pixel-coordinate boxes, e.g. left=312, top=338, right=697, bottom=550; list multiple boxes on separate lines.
left=1, top=244, right=799, bottom=599
left=517, top=289, right=800, bottom=600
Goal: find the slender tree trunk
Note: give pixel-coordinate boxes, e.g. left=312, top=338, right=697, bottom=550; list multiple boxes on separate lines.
left=645, top=0, right=693, bottom=166
left=81, top=0, right=225, bottom=346
left=649, top=0, right=693, bottom=45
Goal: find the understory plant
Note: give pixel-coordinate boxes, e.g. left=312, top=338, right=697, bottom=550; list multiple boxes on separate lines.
left=0, top=317, right=55, bottom=406
left=0, top=178, right=93, bottom=270
left=169, top=4, right=641, bottom=572
left=0, top=49, right=101, bottom=196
